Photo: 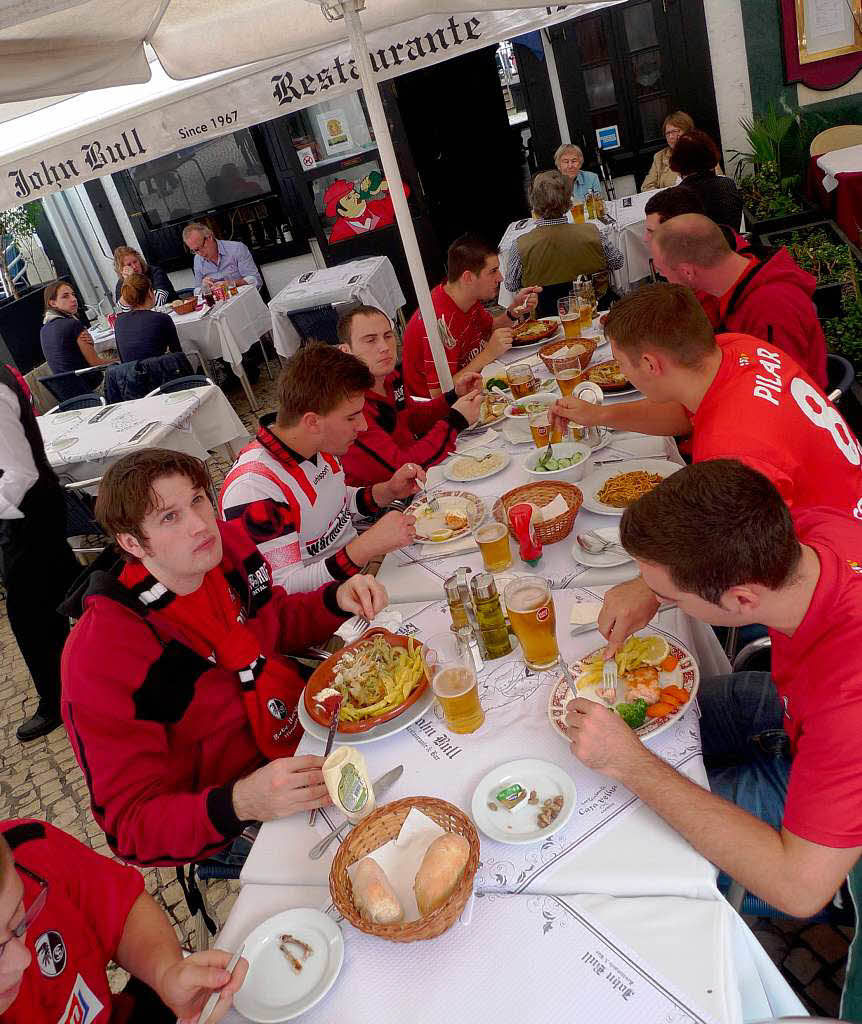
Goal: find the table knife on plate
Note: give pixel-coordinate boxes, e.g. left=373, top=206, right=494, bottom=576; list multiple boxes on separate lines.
left=309, top=764, right=404, bottom=859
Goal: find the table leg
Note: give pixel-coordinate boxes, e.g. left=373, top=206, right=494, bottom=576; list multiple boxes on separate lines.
left=258, top=337, right=274, bottom=381
left=237, top=365, right=259, bottom=411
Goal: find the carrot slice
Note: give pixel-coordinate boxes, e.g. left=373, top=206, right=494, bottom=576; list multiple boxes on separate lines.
left=660, top=694, right=681, bottom=709
left=663, top=685, right=690, bottom=703
left=660, top=655, right=679, bottom=672
left=647, top=702, right=675, bottom=718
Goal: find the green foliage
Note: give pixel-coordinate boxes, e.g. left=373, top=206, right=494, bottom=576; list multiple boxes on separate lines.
left=738, top=162, right=804, bottom=221
left=823, top=289, right=862, bottom=375
left=0, top=202, right=40, bottom=300
left=782, top=228, right=857, bottom=286
left=733, top=103, right=797, bottom=177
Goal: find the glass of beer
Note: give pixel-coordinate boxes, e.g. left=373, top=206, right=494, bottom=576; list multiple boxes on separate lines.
left=529, top=410, right=562, bottom=447
left=504, top=577, right=559, bottom=670
left=469, top=500, right=512, bottom=572
left=571, top=200, right=585, bottom=223
left=507, top=362, right=536, bottom=399
left=557, top=296, right=581, bottom=341
left=424, top=632, right=485, bottom=734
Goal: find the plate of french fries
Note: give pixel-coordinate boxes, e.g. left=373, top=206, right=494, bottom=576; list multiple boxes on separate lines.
left=304, top=629, right=430, bottom=734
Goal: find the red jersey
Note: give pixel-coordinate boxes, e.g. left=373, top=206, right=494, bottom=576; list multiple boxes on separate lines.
left=691, top=334, right=862, bottom=519
left=402, top=283, right=493, bottom=398
left=771, top=509, right=862, bottom=846
left=1, top=819, right=144, bottom=1024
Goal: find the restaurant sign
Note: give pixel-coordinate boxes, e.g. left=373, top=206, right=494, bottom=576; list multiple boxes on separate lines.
left=0, top=4, right=614, bottom=211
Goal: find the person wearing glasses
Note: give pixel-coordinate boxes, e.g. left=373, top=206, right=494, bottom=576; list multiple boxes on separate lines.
left=0, top=818, right=247, bottom=1022
left=181, top=221, right=262, bottom=292
left=640, top=111, right=722, bottom=192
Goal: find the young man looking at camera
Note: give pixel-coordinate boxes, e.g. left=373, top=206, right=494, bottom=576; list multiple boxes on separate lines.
left=338, top=304, right=484, bottom=486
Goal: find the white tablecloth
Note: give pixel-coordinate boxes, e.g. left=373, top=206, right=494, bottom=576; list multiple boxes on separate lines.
left=817, top=143, right=862, bottom=192
left=38, top=385, right=249, bottom=483
left=216, top=884, right=804, bottom=1024
left=269, top=256, right=406, bottom=358
left=93, top=286, right=271, bottom=369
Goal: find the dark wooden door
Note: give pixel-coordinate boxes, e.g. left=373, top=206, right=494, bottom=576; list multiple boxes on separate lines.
left=549, top=0, right=720, bottom=187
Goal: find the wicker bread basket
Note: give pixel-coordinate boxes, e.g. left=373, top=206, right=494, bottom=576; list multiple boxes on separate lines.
left=172, top=297, right=197, bottom=315
left=493, top=481, right=583, bottom=545
left=538, top=336, right=598, bottom=374
left=330, top=796, right=480, bottom=943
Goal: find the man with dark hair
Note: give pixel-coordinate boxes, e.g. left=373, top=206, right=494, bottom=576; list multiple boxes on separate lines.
left=551, top=282, right=862, bottom=647
left=652, top=213, right=827, bottom=388
left=61, top=448, right=387, bottom=867
left=643, top=185, right=753, bottom=257
left=402, top=233, right=541, bottom=398
left=0, top=364, right=81, bottom=741
left=220, top=343, right=421, bottom=592
left=566, top=459, right=862, bottom=937
left=669, top=129, right=743, bottom=228
left=338, top=305, right=484, bottom=485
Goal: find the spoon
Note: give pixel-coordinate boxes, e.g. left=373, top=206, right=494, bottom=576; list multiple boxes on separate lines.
left=576, top=530, right=627, bottom=555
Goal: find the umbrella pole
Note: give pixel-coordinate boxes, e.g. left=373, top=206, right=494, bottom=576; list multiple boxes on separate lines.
left=338, top=0, right=453, bottom=393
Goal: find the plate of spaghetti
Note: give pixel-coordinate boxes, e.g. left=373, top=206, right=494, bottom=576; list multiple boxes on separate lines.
left=580, top=459, right=682, bottom=515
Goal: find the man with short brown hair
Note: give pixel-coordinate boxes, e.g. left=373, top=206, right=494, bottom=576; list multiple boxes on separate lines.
left=402, top=233, right=541, bottom=398
left=220, top=343, right=421, bottom=592
left=566, top=460, right=862, bottom=954
left=652, top=213, right=827, bottom=387
left=62, top=448, right=387, bottom=867
left=338, top=304, right=483, bottom=485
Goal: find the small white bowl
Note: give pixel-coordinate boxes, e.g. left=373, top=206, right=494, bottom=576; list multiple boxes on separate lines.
left=522, top=441, right=591, bottom=482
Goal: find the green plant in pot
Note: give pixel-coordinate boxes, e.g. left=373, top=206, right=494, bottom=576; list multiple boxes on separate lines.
left=823, top=252, right=862, bottom=375
left=785, top=228, right=855, bottom=286
left=0, top=203, right=40, bottom=300
left=732, top=104, right=804, bottom=221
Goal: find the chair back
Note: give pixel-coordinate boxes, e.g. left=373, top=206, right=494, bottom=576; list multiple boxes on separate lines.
left=535, top=281, right=575, bottom=319
left=287, top=304, right=341, bottom=346
left=104, top=352, right=194, bottom=403
left=41, top=365, right=104, bottom=403
left=827, top=353, right=855, bottom=400
left=145, top=374, right=213, bottom=397
left=48, top=394, right=105, bottom=413
left=810, top=124, right=862, bottom=157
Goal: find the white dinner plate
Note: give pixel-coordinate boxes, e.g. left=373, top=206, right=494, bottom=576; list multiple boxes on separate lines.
left=298, top=686, right=434, bottom=746
left=411, top=490, right=484, bottom=545
left=443, top=449, right=510, bottom=483
left=49, top=436, right=79, bottom=451
left=547, top=631, right=700, bottom=743
left=580, top=458, right=682, bottom=516
left=471, top=758, right=576, bottom=845
left=570, top=525, right=632, bottom=568
left=234, top=908, right=343, bottom=1023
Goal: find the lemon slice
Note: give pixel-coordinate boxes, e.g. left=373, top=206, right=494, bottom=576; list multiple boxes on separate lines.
left=430, top=528, right=453, bottom=542
left=639, top=635, right=669, bottom=666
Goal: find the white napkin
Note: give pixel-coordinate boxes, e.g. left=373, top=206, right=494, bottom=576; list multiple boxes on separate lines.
left=396, top=533, right=478, bottom=564
left=570, top=601, right=603, bottom=626
left=538, top=493, right=568, bottom=521
left=601, top=434, right=675, bottom=460
left=456, top=428, right=499, bottom=451
left=346, top=808, right=446, bottom=923
left=500, top=420, right=532, bottom=445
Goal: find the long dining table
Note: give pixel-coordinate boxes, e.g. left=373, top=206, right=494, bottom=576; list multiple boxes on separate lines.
left=217, top=320, right=805, bottom=1023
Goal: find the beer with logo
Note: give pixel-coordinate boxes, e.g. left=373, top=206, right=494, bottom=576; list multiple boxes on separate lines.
left=504, top=578, right=559, bottom=669
left=529, top=411, right=563, bottom=447
left=424, top=633, right=485, bottom=733
left=507, top=362, right=536, bottom=399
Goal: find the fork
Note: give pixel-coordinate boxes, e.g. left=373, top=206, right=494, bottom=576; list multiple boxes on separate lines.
left=602, top=657, right=618, bottom=705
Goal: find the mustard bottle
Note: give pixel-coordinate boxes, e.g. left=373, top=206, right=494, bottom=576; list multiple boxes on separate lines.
left=322, top=746, right=376, bottom=824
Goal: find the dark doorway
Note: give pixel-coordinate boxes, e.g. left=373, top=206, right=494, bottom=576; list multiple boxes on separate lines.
left=549, top=0, right=720, bottom=188
left=393, top=47, right=527, bottom=261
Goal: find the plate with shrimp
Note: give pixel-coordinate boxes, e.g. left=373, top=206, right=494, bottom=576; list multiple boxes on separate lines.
left=547, top=631, right=699, bottom=742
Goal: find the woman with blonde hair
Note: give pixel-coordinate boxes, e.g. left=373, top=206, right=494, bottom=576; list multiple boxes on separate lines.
left=640, top=111, right=722, bottom=192
left=112, top=246, right=177, bottom=312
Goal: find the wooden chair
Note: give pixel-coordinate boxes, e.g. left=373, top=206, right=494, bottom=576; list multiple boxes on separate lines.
left=810, top=124, right=862, bottom=157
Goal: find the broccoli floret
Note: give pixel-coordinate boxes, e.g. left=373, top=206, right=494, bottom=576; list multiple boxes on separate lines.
left=616, top=698, right=648, bottom=729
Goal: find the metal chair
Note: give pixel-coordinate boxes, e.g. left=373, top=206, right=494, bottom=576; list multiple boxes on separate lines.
left=144, top=374, right=213, bottom=397
left=287, top=304, right=342, bottom=347
left=827, top=353, right=855, bottom=403
left=46, top=394, right=105, bottom=413
left=60, top=476, right=106, bottom=557
left=41, top=365, right=106, bottom=403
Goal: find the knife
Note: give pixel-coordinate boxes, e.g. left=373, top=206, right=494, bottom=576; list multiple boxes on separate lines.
left=308, top=694, right=343, bottom=827
left=558, top=659, right=579, bottom=699
left=196, top=943, right=245, bottom=1024
left=308, top=764, right=404, bottom=860
left=128, top=420, right=159, bottom=443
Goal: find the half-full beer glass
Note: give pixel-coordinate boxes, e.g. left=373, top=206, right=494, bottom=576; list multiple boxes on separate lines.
left=424, top=632, right=485, bottom=734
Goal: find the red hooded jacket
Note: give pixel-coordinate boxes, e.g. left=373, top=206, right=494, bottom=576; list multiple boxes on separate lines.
left=342, top=369, right=468, bottom=486
left=60, top=520, right=348, bottom=867
left=699, top=248, right=828, bottom=390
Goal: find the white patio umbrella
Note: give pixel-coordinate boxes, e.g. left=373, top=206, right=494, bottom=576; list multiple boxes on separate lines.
left=0, top=0, right=605, bottom=389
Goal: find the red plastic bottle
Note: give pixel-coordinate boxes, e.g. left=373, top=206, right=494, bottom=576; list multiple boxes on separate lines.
left=508, top=502, right=543, bottom=566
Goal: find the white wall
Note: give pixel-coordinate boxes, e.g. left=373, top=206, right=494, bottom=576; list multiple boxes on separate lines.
left=702, top=0, right=753, bottom=173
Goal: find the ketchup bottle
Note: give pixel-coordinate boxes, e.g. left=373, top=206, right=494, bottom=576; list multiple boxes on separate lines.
left=508, top=502, right=543, bottom=566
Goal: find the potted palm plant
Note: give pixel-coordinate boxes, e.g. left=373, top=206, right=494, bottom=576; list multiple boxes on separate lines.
left=732, top=105, right=818, bottom=237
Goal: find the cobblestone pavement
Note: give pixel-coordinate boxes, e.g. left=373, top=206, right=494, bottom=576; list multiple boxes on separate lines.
left=0, top=360, right=854, bottom=1009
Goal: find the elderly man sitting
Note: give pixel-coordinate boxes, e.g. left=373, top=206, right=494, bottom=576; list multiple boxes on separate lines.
left=505, top=170, right=622, bottom=317
left=554, top=143, right=601, bottom=202
left=182, top=221, right=262, bottom=291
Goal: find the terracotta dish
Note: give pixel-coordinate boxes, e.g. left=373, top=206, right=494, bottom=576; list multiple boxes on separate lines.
left=512, top=318, right=558, bottom=345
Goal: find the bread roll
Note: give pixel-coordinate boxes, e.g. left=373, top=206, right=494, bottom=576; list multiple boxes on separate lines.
left=414, top=833, right=470, bottom=916
left=352, top=857, right=403, bottom=924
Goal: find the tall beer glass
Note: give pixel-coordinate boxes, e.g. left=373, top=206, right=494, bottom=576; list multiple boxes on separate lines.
left=557, top=296, right=580, bottom=340
left=468, top=500, right=512, bottom=572
left=424, top=632, right=485, bottom=734
left=504, top=577, right=559, bottom=670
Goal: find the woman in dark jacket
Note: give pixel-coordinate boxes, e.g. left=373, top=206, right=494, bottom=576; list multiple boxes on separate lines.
left=40, top=281, right=108, bottom=400
left=114, top=274, right=182, bottom=362
left=113, top=246, right=177, bottom=312
left=669, top=130, right=743, bottom=231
